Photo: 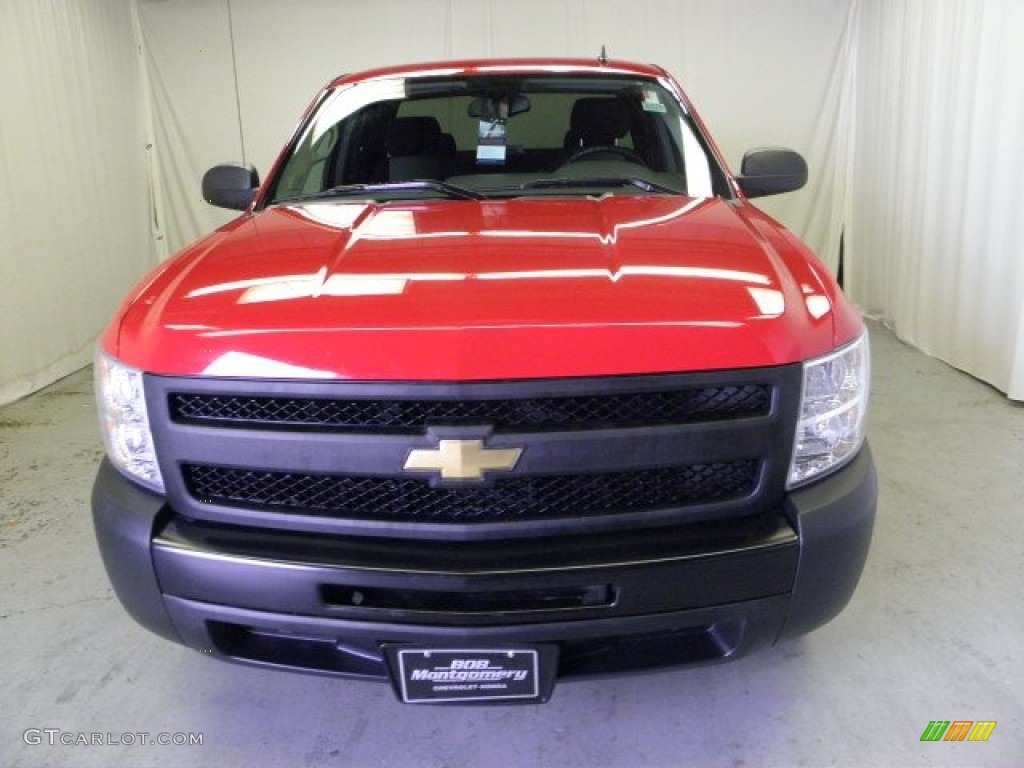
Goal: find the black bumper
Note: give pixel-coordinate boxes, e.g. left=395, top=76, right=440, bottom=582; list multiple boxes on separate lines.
left=92, top=446, right=876, bottom=683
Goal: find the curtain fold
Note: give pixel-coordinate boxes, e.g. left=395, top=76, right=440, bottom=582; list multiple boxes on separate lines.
left=0, top=1, right=152, bottom=406
left=846, top=0, right=1024, bottom=400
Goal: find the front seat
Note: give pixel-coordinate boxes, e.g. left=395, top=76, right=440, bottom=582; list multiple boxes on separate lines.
left=385, top=117, right=453, bottom=181
left=563, top=97, right=631, bottom=152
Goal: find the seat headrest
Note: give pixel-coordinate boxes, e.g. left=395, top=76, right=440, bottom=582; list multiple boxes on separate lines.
left=569, top=98, right=631, bottom=144
left=387, top=117, right=443, bottom=156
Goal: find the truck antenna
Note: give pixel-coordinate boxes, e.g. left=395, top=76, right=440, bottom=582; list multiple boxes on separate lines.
left=598, top=45, right=608, bottom=66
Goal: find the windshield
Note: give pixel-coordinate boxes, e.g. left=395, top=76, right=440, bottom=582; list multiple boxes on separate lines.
left=267, top=73, right=728, bottom=205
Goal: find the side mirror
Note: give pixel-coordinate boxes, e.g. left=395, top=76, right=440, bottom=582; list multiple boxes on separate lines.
left=736, top=148, right=807, bottom=198
left=202, top=164, right=260, bottom=210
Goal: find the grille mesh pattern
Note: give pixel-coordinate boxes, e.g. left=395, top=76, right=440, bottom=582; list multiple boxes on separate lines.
left=170, top=385, right=770, bottom=433
left=183, top=461, right=759, bottom=524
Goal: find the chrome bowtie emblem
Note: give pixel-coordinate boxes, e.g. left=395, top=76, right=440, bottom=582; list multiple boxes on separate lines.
left=403, top=439, right=523, bottom=481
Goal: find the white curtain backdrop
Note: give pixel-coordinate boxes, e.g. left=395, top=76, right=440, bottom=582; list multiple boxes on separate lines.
left=136, top=0, right=854, bottom=268
left=3, top=0, right=1023, bottom=403
left=0, top=1, right=154, bottom=406
left=846, top=0, right=1024, bottom=400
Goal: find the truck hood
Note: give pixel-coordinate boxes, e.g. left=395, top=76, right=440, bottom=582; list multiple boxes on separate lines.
left=112, top=196, right=851, bottom=380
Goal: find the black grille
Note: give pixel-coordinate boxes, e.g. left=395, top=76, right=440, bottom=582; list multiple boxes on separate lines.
left=183, top=461, right=759, bottom=524
left=169, top=384, right=770, bottom=434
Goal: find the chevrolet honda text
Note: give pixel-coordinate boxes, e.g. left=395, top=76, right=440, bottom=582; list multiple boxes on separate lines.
left=93, top=57, right=876, bottom=704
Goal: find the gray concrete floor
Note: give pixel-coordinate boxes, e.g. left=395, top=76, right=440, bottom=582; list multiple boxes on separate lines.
left=1, top=321, right=1022, bottom=768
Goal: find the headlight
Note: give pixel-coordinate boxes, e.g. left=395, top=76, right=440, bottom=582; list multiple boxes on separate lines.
left=788, top=332, right=870, bottom=487
left=94, top=350, right=164, bottom=493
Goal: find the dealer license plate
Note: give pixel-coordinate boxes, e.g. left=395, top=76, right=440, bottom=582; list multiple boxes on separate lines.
left=389, top=647, right=556, bottom=704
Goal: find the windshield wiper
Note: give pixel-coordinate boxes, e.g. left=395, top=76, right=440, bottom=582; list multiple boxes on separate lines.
left=518, top=177, right=684, bottom=195
left=275, top=180, right=484, bottom=204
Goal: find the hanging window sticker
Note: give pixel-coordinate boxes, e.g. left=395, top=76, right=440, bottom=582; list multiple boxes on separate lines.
left=642, top=89, right=667, bottom=113
left=476, top=97, right=510, bottom=165
left=477, top=119, right=508, bottom=165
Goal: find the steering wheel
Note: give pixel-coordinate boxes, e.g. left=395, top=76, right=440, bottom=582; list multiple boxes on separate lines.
left=564, top=145, right=645, bottom=165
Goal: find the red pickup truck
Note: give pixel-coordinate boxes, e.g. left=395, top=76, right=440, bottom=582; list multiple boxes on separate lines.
left=93, top=57, right=876, bottom=704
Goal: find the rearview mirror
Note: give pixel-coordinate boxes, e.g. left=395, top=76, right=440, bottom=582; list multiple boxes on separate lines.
left=202, top=164, right=260, bottom=210
left=467, top=94, right=531, bottom=121
left=736, top=148, right=807, bottom=198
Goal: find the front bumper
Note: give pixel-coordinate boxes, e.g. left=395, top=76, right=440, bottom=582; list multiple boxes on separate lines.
left=92, top=445, right=876, bottom=684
